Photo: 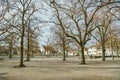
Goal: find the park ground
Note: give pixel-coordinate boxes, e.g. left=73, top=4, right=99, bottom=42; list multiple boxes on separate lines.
left=0, top=56, right=120, bottom=80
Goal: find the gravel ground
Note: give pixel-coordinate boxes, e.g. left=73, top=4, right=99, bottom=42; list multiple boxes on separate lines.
left=0, top=56, right=120, bottom=80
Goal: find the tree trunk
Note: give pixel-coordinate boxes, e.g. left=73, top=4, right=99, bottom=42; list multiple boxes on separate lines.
left=26, top=25, right=30, bottom=61
left=31, top=50, right=34, bottom=57
left=80, top=46, right=86, bottom=64
left=110, top=42, right=114, bottom=60
left=102, top=43, right=106, bottom=61
left=116, top=46, right=119, bottom=58
left=19, top=34, right=25, bottom=67
left=19, top=8, right=25, bottom=67
left=62, top=39, right=66, bottom=61
left=9, top=42, right=13, bottom=59
left=26, top=38, right=30, bottom=61
left=26, top=49, right=30, bottom=61
left=9, top=50, right=12, bottom=59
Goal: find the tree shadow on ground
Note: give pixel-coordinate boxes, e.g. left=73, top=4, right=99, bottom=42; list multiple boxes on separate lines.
left=16, top=59, right=120, bottom=70
left=0, top=73, right=8, bottom=80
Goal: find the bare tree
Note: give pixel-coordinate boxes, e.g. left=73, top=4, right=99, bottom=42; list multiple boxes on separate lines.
left=92, top=10, right=113, bottom=61
left=4, top=32, right=17, bottom=59
left=25, top=19, right=40, bottom=61
left=52, top=26, right=74, bottom=60
left=0, top=9, right=21, bottom=57
left=19, top=0, right=31, bottom=67
left=47, top=0, right=120, bottom=64
left=9, top=0, right=40, bottom=67
left=55, top=30, right=67, bottom=61
left=108, top=27, right=120, bottom=59
left=53, top=27, right=68, bottom=60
